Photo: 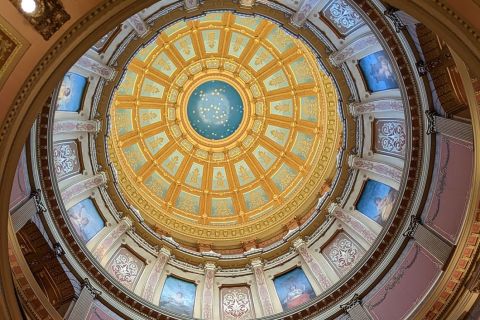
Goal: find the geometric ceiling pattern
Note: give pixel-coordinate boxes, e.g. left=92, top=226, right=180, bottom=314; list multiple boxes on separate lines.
left=107, top=12, right=342, bottom=245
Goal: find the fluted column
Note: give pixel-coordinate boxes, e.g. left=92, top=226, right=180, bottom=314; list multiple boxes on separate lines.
left=328, top=204, right=377, bottom=245
left=330, top=34, right=379, bottom=66
left=293, top=238, right=332, bottom=291
left=251, top=259, right=275, bottom=316
left=67, top=279, right=100, bottom=320
left=11, top=196, right=37, bottom=232
left=349, top=99, right=403, bottom=116
left=141, top=247, right=171, bottom=302
left=76, top=56, right=115, bottom=80
left=53, top=119, right=100, bottom=135
left=428, top=114, right=473, bottom=143
left=127, top=13, right=149, bottom=37
left=291, top=0, right=319, bottom=27
left=404, top=216, right=453, bottom=265
left=61, top=173, right=107, bottom=206
left=349, top=156, right=402, bottom=186
left=202, top=263, right=216, bottom=320
left=340, top=294, right=373, bottom=320
left=92, top=217, right=132, bottom=262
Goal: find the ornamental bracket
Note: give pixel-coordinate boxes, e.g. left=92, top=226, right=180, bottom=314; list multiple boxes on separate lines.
left=340, top=293, right=361, bottom=312
left=81, top=278, right=102, bottom=298
left=383, top=6, right=406, bottom=33
left=425, top=110, right=437, bottom=135
left=403, top=215, right=421, bottom=238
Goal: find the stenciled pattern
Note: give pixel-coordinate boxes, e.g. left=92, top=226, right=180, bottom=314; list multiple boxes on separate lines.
left=221, top=286, right=255, bottom=320
left=321, top=0, right=364, bottom=36
left=53, top=141, right=80, bottom=180
left=374, top=119, right=406, bottom=158
left=107, top=247, right=144, bottom=290
left=323, top=232, right=365, bottom=276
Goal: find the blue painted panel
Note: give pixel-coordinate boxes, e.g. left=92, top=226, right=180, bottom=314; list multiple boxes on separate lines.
left=56, top=72, right=88, bottom=112
left=358, top=51, right=398, bottom=92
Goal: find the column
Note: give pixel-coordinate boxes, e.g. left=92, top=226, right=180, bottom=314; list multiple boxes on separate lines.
left=11, top=197, right=37, bottom=232
left=76, top=56, right=115, bottom=80
left=92, top=217, right=132, bottom=262
left=239, top=0, right=255, bottom=7
left=328, top=204, right=377, bottom=245
left=67, top=279, right=100, bottom=320
left=404, top=216, right=453, bottom=265
left=349, top=99, right=403, bottom=116
left=127, top=13, right=149, bottom=37
left=340, top=294, right=373, bottom=320
left=141, top=248, right=170, bottom=302
left=53, top=119, right=100, bottom=135
left=61, top=173, right=107, bottom=205
left=427, top=114, right=474, bottom=143
left=291, top=0, right=319, bottom=27
left=251, top=259, right=275, bottom=316
left=202, top=262, right=216, bottom=320
left=293, top=238, right=332, bottom=291
left=349, top=156, right=402, bottom=185
left=330, top=34, right=379, bottom=66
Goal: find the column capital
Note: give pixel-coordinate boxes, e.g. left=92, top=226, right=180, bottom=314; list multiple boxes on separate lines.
left=81, top=278, right=101, bottom=299
left=328, top=202, right=340, bottom=215
left=158, top=246, right=171, bottom=257
left=292, top=237, right=306, bottom=249
left=250, top=258, right=263, bottom=269
left=340, top=293, right=361, bottom=312
left=403, top=215, right=420, bottom=238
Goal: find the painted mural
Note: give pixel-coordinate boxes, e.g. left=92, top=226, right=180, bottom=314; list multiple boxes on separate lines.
left=321, top=0, right=364, bottom=37
left=323, top=232, right=365, bottom=276
left=374, top=119, right=406, bottom=158
left=53, top=140, right=81, bottom=180
left=66, top=198, right=104, bottom=243
left=358, top=51, right=398, bottom=92
left=356, top=179, right=398, bottom=226
left=159, top=276, right=196, bottom=317
left=56, top=72, right=88, bottom=112
left=220, top=286, right=255, bottom=320
left=273, top=268, right=315, bottom=311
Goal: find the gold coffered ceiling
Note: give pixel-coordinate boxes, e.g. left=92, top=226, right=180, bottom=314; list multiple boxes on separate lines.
left=107, top=12, right=342, bottom=245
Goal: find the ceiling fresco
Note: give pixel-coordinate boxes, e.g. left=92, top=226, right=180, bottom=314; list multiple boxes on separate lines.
left=106, top=12, right=343, bottom=245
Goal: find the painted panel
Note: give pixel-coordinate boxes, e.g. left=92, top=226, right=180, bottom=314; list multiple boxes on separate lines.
left=424, top=137, right=473, bottom=242
left=123, top=143, right=147, bottom=172
left=299, top=95, right=319, bottom=122
left=139, top=109, right=162, bottom=127
left=162, top=150, right=184, bottom=176
left=234, top=15, right=261, bottom=31
left=212, top=167, right=229, bottom=191
left=159, top=276, right=196, bottom=317
left=199, top=13, right=223, bottom=23
left=358, top=51, right=398, bottom=92
left=321, top=0, right=364, bottom=36
left=135, top=41, right=157, bottom=62
left=117, top=70, right=137, bottom=96
left=234, top=160, right=255, bottom=186
left=228, top=32, right=250, bottom=58
left=115, top=109, right=134, bottom=135
left=9, top=147, right=31, bottom=211
left=290, top=57, right=314, bottom=84
left=220, top=286, right=255, bottom=320
left=67, top=198, right=104, bottom=243
left=140, top=78, right=165, bottom=98
left=185, top=162, right=204, bottom=189
left=270, top=99, right=293, bottom=118
left=144, top=171, right=171, bottom=198
left=263, top=70, right=289, bottom=91
left=106, top=247, right=145, bottom=290
left=174, top=35, right=196, bottom=61
left=265, top=125, right=290, bottom=147
left=356, top=179, right=398, bottom=226
left=202, top=30, right=221, bottom=53
left=266, top=26, right=295, bottom=53
left=53, top=141, right=81, bottom=181
left=291, top=132, right=314, bottom=161
left=56, top=72, right=87, bottom=112
left=252, top=145, right=277, bottom=171
left=86, top=300, right=123, bottom=320
left=175, top=191, right=200, bottom=214
left=374, top=119, right=406, bottom=158
left=271, top=163, right=297, bottom=192
left=243, top=186, right=268, bottom=211
left=145, top=131, right=169, bottom=155
left=364, top=244, right=441, bottom=320
left=273, top=268, right=316, bottom=311
left=163, top=21, right=188, bottom=37
left=211, top=197, right=235, bottom=217
left=248, top=46, right=274, bottom=72
left=152, top=52, right=177, bottom=76
left=323, top=232, right=365, bottom=276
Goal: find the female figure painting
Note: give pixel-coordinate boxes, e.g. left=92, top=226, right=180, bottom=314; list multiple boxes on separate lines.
left=358, top=51, right=398, bottom=92
left=273, top=268, right=315, bottom=311
left=356, top=179, right=398, bottom=226
left=159, top=276, right=196, bottom=317
left=67, top=198, right=104, bottom=243
left=56, top=72, right=87, bottom=112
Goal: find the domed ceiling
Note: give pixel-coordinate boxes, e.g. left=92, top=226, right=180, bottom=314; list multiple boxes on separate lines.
left=106, top=12, right=343, bottom=246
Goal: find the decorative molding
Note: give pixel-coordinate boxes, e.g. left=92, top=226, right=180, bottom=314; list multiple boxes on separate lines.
left=76, top=55, right=115, bottom=80
left=81, top=278, right=101, bottom=298
left=53, top=119, right=100, bottom=135
left=202, top=262, right=216, bottom=320
left=11, top=196, right=37, bottom=232
left=349, top=99, right=404, bottom=116
left=92, top=217, right=132, bottom=262
left=383, top=6, right=406, bottom=33
left=330, top=33, right=379, bottom=66
left=349, top=156, right=402, bottom=185
left=250, top=259, right=275, bottom=316
left=60, top=173, right=107, bottom=205
left=126, top=14, right=149, bottom=37
left=293, top=238, right=332, bottom=291
left=291, top=0, right=319, bottom=27
left=141, top=247, right=170, bottom=302
left=329, top=204, right=377, bottom=245
left=239, top=0, right=255, bottom=8
left=8, top=0, right=70, bottom=40
left=403, top=215, right=420, bottom=238
left=340, top=294, right=372, bottom=320
left=425, top=110, right=436, bottom=134
left=434, top=116, right=473, bottom=143
left=184, top=0, right=199, bottom=11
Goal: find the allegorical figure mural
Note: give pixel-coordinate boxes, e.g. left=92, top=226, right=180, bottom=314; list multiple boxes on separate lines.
left=67, top=198, right=104, bottom=243
left=159, top=276, right=196, bottom=317
left=273, top=268, right=316, bottom=311
left=356, top=179, right=398, bottom=226
left=56, top=72, right=88, bottom=112
left=358, top=51, right=398, bottom=92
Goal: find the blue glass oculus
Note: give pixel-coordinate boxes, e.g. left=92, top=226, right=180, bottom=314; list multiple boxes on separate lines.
left=187, top=80, right=244, bottom=140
